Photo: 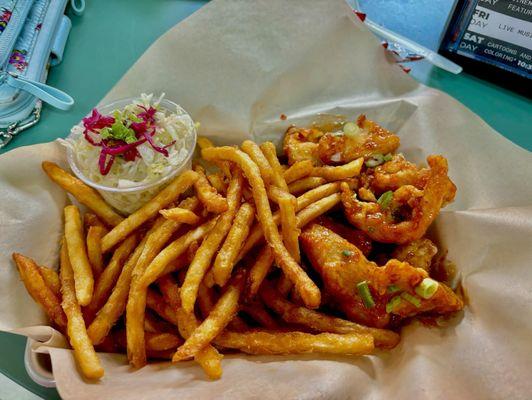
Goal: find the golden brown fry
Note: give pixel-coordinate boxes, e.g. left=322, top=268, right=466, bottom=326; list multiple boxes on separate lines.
left=59, top=241, right=104, bottom=379
left=283, top=160, right=314, bottom=184
left=241, top=140, right=273, bottom=185
left=202, top=146, right=320, bottom=309
left=173, top=271, right=245, bottom=361
left=260, top=142, right=289, bottom=191
left=84, top=213, right=107, bottom=230
left=241, top=301, right=279, bottom=329
left=64, top=205, right=94, bottom=306
left=197, top=283, right=248, bottom=332
left=288, top=177, right=327, bottom=195
left=37, top=265, right=61, bottom=300
left=101, top=170, right=199, bottom=252
left=197, top=136, right=215, bottom=150
left=295, top=193, right=341, bottom=228
left=86, top=226, right=106, bottom=279
left=193, top=166, right=228, bottom=214
left=310, top=158, right=364, bottom=181
left=212, top=203, right=255, bottom=286
left=128, top=219, right=216, bottom=367
left=157, top=274, right=181, bottom=309
left=214, top=330, right=374, bottom=356
left=145, top=332, right=183, bottom=351
left=42, top=162, right=123, bottom=227
left=260, top=282, right=400, bottom=349
left=159, top=207, right=200, bottom=225
left=13, top=253, right=67, bottom=330
left=146, top=290, right=180, bottom=326
left=180, top=170, right=244, bottom=313
left=84, top=234, right=138, bottom=322
left=246, top=245, right=275, bottom=299
left=207, top=173, right=227, bottom=194
left=87, top=233, right=148, bottom=344
left=278, top=192, right=300, bottom=263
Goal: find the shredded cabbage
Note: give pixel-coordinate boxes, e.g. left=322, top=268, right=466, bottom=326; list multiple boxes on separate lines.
left=59, top=94, right=196, bottom=214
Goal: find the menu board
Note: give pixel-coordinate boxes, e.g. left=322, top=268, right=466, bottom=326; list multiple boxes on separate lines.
left=441, top=0, right=531, bottom=79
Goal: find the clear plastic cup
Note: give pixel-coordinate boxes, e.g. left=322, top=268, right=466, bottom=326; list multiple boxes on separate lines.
left=66, top=97, right=197, bottom=215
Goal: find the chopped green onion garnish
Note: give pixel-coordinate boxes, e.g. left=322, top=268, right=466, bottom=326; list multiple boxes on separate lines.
left=365, top=153, right=385, bottom=168
left=401, top=292, right=421, bottom=308
left=342, top=250, right=353, bottom=257
left=383, top=153, right=393, bottom=162
left=387, top=284, right=400, bottom=294
left=415, top=278, right=439, bottom=299
left=343, top=122, right=361, bottom=138
left=386, top=296, right=402, bottom=313
left=377, top=191, right=393, bottom=209
left=357, top=281, right=375, bottom=309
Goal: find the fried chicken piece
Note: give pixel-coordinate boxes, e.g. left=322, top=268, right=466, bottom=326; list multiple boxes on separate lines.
left=283, top=126, right=324, bottom=166
left=316, top=216, right=373, bottom=256
left=300, top=224, right=463, bottom=328
left=341, top=155, right=456, bottom=244
left=392, top=238, right=438, bottom=272
left=318, top=115, right=400, bottom=165
left=363, top=153, right=431, bottom=193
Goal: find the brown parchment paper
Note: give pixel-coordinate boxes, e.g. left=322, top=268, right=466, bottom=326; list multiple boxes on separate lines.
left=1, top=0, right=531, bottom=399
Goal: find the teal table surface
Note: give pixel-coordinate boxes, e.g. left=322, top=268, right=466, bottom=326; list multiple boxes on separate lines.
left=0, top=0, right=530, bottom=399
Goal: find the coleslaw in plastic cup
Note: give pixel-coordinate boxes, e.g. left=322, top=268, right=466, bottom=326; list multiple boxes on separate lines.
left=61, top=94, right=197, bottom=214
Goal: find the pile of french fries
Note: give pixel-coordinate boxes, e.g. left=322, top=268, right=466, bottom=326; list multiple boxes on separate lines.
left=13, top=138, right=399, bottom=380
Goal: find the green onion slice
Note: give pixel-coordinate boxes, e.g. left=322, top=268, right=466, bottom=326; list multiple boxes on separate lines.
left=401, top=292, right=421, bottom=308
left=357, top=281, right=375, bottom=309
left=377, top=191, right=394, bottom=209
left=365, top=153, right=384, bottom=167
left=387, top=284, right=400, bottom=294
left=342, top=250, right=353, bottom=257
left=383, top=153, right=393, bottom=162
left=386, top=296, right=402, bottom=313
left=415, top=278, right=439, bottom=299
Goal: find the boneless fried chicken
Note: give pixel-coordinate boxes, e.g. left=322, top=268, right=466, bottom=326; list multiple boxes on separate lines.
left=300, top=224, right=463, bottom=328
left=341, top=155, right=456, bottom=244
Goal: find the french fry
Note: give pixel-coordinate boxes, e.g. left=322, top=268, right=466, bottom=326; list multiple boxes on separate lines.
left=42, top=162, right=123, bottom=227
left=193, top=166, right=228, bottom=214
left=295, top=193, right=341, bottom=228
left=59, top=241, right=104, bottom=379
left=156, top=277, right=224, bottom=379
left=241, top=301, right=279, bottom=329
left=64, top=205, right=94, bottom=306
left=277, top=192, right=300, bottom=263
left=84, top=213, right=107, bottom=230
left=288, top=177, right=326, bottom=195
left=202, top=146, right=321, bottom=309
left=144, top=310, right=176, bottom=333
left=237, top=182, right=341, bottom=261
left=86, top=226, right=106, bottom=279
left=310, top=158, right=364, bottom=181
left=83, top=234, right=138, bottom=322
left=145, top=332, right=183, bottom=351
left=87, top=218, right=167, bottom=345
left=101, top=170, right=199, bottom=252
left=180, top=169, right=244, bottom=313
left=241, top=140, right=273, bottom=185
left=173, top=271, right=245, bottom=361
left=246, top=245, right=274, bottom=299
left=260, top=141, right=289, bottom=191
left=128, top=219, right=217, bottom=367
left=283, top=160, right=313, bottom=184
left=146, top=290, right=180, bottom=326
left=212, top=203, right=255, bottom=286
left=207, top=173, right=227, bottom=194
left=260, top=282, right=400, bottom=349
left=214, top=330, right=374, bottom=356
left=37, top=265, right=61, bottom=300
left=197, top=136, right=215, bottom=150
left=13, top=253, right=67, bottom=330
left=196, top=283, right=248, bottom=332
left=277, top=273, right=293, bottom=297
left=159, top=207, right=200, bottom=224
